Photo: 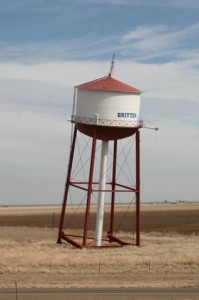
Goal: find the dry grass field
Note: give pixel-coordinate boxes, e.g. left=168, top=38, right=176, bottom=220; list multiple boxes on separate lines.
left=0, top=203, right=199, bottom=289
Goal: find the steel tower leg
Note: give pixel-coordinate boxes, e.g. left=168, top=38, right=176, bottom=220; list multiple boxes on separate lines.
left=135, top=130, right=140, bottom=246
left=83, top=129, right=97, bottom=247
left=57, top=126, right=77, bottom=243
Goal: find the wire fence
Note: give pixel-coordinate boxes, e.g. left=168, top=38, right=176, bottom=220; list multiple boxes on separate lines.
left=1, top=288, right=199, bottom=300
left=0, top=289, right=151, bottom=300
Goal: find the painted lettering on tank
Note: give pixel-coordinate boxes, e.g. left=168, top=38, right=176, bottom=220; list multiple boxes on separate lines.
left=117, top=112, right=137, bottom=118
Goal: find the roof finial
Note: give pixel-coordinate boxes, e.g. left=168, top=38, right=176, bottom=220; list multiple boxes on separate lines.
left=109, top=53, right=115, bottom=77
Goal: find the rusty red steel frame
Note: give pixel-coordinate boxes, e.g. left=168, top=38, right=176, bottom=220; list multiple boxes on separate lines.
left=57, top=125, right=141, bottom=249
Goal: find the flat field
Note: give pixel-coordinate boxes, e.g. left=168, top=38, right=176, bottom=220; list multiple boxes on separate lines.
left=0, top=203, right=199, bottom=289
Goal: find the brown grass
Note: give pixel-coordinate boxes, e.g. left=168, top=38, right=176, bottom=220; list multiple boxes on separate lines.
left=0, top=204, right=199, bottom=289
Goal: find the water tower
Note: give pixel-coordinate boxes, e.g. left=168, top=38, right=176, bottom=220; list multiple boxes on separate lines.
left=57, top=64, right=143, bottom=249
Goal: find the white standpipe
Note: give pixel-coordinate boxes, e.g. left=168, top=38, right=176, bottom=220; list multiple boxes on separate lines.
left=95, top=140, right=109, bottom=246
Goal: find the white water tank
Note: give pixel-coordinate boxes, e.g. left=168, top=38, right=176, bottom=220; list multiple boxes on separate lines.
left=72, top=76, right=142, bottom=140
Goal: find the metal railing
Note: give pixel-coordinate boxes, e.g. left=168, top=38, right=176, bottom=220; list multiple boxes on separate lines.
left=71, top=115, right=143, bottom=128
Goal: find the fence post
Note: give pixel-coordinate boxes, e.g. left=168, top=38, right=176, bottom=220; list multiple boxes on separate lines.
left=15, top=281, right=18, bottom=300
left=52, top=212, right=55, bottom=228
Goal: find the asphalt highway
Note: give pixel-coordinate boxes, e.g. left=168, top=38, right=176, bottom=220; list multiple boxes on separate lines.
left=0, top=288, right=199, bottom=300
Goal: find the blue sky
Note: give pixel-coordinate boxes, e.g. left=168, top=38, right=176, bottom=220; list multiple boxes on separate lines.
left=0, top=0, right=199, bottom=205
left=1, top=0, right=199, bottom=62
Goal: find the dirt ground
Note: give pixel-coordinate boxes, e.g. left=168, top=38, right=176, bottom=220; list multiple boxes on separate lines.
left=1, top=203, right=199, bottom=235
left=0, top=203, right=199, bottom=289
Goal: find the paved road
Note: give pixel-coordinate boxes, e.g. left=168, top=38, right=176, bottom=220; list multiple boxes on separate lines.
left=0, top=288, right=199, bottom=300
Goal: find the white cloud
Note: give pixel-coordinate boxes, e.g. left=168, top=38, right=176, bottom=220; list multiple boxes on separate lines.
left=84, top=0, right=199, bottom=9
left=115, top=59, right=199, bottom=104
left=0, top=0, right=198, bottom=205
left=122, top=25, right=168, bottom=41
left=0, top=61, right=102, bottom=85
left=120, top=23, right=199, bottom=61
left=0, top=59, right=198, bottom=204
left=1, top=22, right=198, bottom=65
left=0, top=109, right=71, bottom=204
left=0, top=34, right=117, bottom=62
left=141, top=119, right=199, bottom=202
left=1, top=0, right=199, bottom=11
left=1, top=58, right=199, bottom=110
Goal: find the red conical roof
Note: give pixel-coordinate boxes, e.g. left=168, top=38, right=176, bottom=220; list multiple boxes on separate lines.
left=76, top=76, right=141, bottom=94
